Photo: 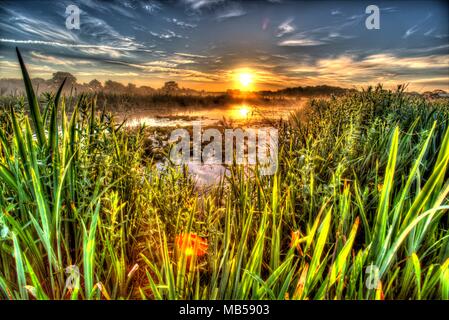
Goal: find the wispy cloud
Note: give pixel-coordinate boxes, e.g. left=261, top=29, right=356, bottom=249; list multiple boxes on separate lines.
left=2, top=10, right=78, bottom=42
left=278, top=38, right=325, bottom=46
left=286, top=53, right=449, bottom=89
left=424, top=28, right=435, bottom=36
left=406, top=44, right=449, bottom=53
left=277, top=18, right=295, bottom=37
left=403, top=13, right=433, bottom=39
left=141, top=1, right=163, bottom=13
left=381, top=7, right=398, bottom=13
left=0, top=38, right=152, bottom=58
left=182, top=0, right=225, bottom=11
left=150, top=30, right=184, bottom=40
left=107, top=58, right=221, bottom=83
left=0, top=8, right=149, bottom=59
left=216, top=4, right=247, bottom=21
left=0, top=59, right=55, bottom=77
left=277, top=14, right=358, bottom=47
left=30, top=51, right=93, bottom=66
left=82, top=15, right=140, bottom=51
left=175, top=52, right=208, bottom=58
left=0, top=0, right=447, bottom=91
left=165, top=18, right=197, bottom=28
left=403, top=24, right=420, bottom=39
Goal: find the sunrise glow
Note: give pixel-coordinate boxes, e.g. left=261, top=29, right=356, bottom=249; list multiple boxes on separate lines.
left=234, top=70, right=256, bottom=90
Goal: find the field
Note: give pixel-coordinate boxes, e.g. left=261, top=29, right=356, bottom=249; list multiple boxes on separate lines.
left=0, top=50, right=448, bottom=300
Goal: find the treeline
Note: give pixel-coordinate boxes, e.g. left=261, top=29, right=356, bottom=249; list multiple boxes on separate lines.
left=259, top=85, right=356, bottom=97
left=0, top=72, right=203, bottom=96
left=95, top=92, right=238, bottom=111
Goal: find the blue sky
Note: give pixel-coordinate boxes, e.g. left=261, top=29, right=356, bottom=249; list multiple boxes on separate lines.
left=0, top=0, right=448, bottom=91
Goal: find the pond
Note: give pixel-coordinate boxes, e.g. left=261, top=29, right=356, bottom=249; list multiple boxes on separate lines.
left=122, top=100, right=307, bottom=187
left=122, top=100, right=306, bottom=128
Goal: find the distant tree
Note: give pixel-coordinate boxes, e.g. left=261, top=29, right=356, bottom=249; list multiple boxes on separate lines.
left=104, top=80, right=126, bottom=93
left=33, top=77, right=47, bottom=85
left=226, top=89, right=241, bottom=96
left=88, top=79, right=103, bottom=92
left=138, top=85, right=155, bottom=95
left=161, top=81, right=180, bottom=94
left=50, top=72, right=77, bottom=87
left=127, top=83, right=137, bottom=94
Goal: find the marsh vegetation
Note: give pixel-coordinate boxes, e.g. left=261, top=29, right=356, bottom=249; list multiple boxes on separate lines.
left=0, top=50, right=448, bottom=300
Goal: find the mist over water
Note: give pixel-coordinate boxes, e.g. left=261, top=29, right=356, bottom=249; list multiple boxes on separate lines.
left=123, top=101, right=306, bottom=128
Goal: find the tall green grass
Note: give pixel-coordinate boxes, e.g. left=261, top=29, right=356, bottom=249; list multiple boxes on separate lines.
left=0, top=49, right=448, bottom=300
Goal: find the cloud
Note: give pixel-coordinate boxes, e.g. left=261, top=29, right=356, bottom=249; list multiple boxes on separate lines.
left=141, top=1, right=163, bottom=13
left=403, top=13, right=433, bottom=39
left=78, top=0, right=142, bottom=18
left=141, top=56, right=196, bottom=68
left=381, top=7, right=398, bottom=13
left=424, top=28, right=435, bottom=36
left=182, top=0, right=225, bottom=11
left=406, top=44, right=449, bottom=53
left=410, top=76, right=449, bottom=86
left=150, top=30, right=184, bottom=39
left=277, top=18, right=295, bottom=37
left=171, top=58, right=196, bottom=64
left=143, top=60, right=179, bottom=68
left=174, top=52, right=208, bottom=58
left=0, top=60, right=19, bottom=69
left=277, top=15, right=358, bottom=47
left=1, top=0, right=446, bottom=91
left=403, top=24, right=420, bottom=39
left=81, top=15, right=140, bottom=51
left=362, top=53, right=449, bottom=70
left=286, top=53, right=449, bottom=90
left=165, top=18, right=197, bottom=28
left=0, top=59, right=55, bottom=77
left=0, top=8, right=148, bottom=59
left=278, top=38, right=325, bottom=46
left=215, top=4, right=247, bottom=21
left=30, top=51, right=93, bottom=66
left=322, top=32, right=355, bottom=41
left=135, top=63, right=221, bottom=82
left=3, top=10, right=78, bottom=42
left=0, top=38, right=151, bottom=58
left=76, top=71, right=140, bottom=77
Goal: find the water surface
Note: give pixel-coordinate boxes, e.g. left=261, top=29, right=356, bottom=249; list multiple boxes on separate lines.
left=124, top=100, right=306, bottom=187
left=123, top=101, right=306, bottom=128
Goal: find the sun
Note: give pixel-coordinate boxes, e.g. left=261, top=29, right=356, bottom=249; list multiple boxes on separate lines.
left=238, top=72, right=253, bottom=88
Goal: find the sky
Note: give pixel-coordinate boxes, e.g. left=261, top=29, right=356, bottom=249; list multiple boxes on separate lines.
left=0, top=0, right=448, bottom=92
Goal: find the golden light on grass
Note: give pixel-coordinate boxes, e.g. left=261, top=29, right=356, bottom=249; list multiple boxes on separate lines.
left=175, top=233, right=208, bottom=257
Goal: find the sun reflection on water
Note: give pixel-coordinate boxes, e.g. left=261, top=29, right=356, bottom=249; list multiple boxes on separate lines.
left=231, top=104, right=251, bottom=119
